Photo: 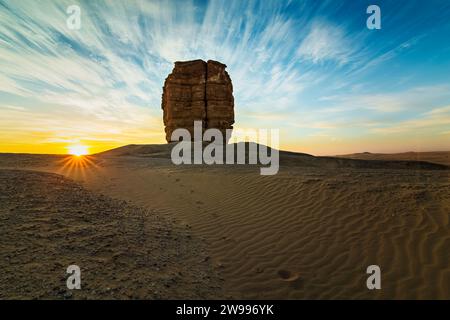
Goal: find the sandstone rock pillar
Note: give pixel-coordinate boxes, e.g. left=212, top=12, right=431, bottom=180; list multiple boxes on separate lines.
left=161, top=59, right=234, bottom=142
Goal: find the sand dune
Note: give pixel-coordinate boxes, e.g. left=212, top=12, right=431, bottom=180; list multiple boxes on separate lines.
left=336, top=151, right=450, bottom=167
left=0, top=145, right=449, bottom=299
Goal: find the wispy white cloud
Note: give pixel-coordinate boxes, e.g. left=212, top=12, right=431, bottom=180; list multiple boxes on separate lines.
left=318, top=84, right=450, bottom=114
left=296, top=21, right=357, bottom=65
left=371, top=104, right=450, bottom=134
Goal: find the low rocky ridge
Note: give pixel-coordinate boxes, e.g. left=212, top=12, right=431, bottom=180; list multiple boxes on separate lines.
left=94, top=143, right=449, bottom=170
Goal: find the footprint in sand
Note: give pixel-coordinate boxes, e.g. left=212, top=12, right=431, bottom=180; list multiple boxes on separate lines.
left=277, top=270, right=303, bottom=289
left=277, top=269, right=299, bottom=281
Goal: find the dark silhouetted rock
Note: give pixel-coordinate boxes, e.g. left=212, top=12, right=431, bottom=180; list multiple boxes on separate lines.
left=161, top=59, right=234, bottom=142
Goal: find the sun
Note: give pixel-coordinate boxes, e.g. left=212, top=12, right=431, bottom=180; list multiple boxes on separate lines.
left=67, top=145, right=89, bottom=157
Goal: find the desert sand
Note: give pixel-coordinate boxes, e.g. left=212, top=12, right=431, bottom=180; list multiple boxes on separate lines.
left=0, top=145, right=449, bottom=299
left=0, top=169, right=223, bottom=299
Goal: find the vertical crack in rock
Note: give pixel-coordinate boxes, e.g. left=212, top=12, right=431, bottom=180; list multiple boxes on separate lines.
left=161, top=59, right=234, bottom=142
left=205, top=60, right=208, bottom=130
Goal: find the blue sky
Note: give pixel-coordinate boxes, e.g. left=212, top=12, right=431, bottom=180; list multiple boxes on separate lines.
left=1, top=0, right=450, bottom=155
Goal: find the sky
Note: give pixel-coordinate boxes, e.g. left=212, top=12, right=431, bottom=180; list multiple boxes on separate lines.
left=1, top=0, right=450, bottom=156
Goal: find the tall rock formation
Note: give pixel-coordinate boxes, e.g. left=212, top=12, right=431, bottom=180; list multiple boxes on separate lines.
left=161, top=59, right=234, bottom=142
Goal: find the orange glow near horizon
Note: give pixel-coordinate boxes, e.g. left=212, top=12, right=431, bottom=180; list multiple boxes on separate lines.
left=0, top=131, right=449, bottom=157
